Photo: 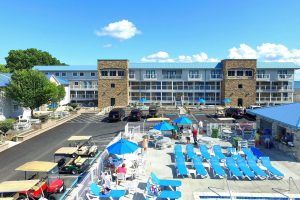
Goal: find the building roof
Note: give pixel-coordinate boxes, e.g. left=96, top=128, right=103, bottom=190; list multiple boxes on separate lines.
left=46, top=74, right=69, bottom=85
left=34, top=65, right=97, bottom=71
left=257, top=62, right=300, bottom=69
left=129, top=62, right=222, bottom=69
left=0, top=73, right=11, bottom=87
left=247, top=103, right=300, bottom=130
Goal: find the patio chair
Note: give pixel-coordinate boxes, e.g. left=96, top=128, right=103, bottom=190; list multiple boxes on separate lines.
left=225, top=157, right=243, bottom=180
left=210, top=157, right=226, bottom=179
left=175, top=159, right=188, bottom=178
left=242, top=148, right=258, bottom=161
left=213, top=145, right=226, bottom=162
left=186, top=144, right=197, bottom=161
left=87, top=183, right=127, bottom=199
left=247, top=159, right=268, bottom=180
left=199, top=144, right=211, bottom=161
left=260, top=157, right=284, bottom=179
left=192, top=157, right=208, bottom=178
left=144, top=180, right=182, bottom=199
left=150, top=172, right=182, bottom=190
left=174, top=145, right=183, bottom=154
left=236, top=157, right=256, bottom=180
left=250, top=147, right=263, bottom=158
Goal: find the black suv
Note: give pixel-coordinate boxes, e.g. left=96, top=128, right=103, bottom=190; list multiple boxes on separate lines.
left=129, top=109, right=143, bottom=121
left=148, top=106, right=158, bottom=118
left=225, top=108, right=244, bottom=119
left=108, top=108, right=125, bottom=122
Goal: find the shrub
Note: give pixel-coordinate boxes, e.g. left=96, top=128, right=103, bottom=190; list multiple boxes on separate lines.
left=69, top=103, right=78, bottom=109
left=211, top=128, right=219, bottom=138
left=0, top=118, right=16, bottom=133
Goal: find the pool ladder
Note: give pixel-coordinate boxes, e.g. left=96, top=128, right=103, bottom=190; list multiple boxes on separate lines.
left=272, top=176, right=300, bottom=198
left=208, top=178, right=233, bottom=200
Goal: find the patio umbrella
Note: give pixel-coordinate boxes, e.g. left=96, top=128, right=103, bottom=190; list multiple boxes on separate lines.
left=107, top=138, right=139, bottom=155
left=197, top=98, right=206, bottom=104
left=223, top=98, right=232, bottom=104
left=173, top=116, right=192, bottom=125
left=153, top=121, right=174, bottom=131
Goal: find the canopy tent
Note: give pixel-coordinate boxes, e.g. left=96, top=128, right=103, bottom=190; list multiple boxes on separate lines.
left=154, top=121, right=174, bottom=131
left=107, top=138, right=139, bottom=155
left=173, top=116, right=192, bottom=125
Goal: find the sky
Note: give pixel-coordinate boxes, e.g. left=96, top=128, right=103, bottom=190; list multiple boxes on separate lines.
left=0, top=0, right=300, bottom=80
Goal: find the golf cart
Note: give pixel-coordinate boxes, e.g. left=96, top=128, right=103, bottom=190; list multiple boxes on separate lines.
left=15, top=161, right=65, bottom=199
left=54, top=147, right=89, bottom=175
left=67, top=136, right=98, bottom=157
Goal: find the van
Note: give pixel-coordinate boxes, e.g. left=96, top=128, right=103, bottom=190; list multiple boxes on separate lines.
left=108, top=108, right=125, bottom=122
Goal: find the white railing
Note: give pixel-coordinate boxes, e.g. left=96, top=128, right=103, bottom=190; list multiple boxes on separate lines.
left=70, top=85, right=98, bottom=90
left=188, top=74, right=202, bottom=80
left=256, top=74, right=270, bottom=80
left=277, top=74, right=294, bottom=80
left=162, top=75, right=182, bottom=79
left=256, top=85, right=293, bottom=91
left=256, top=97, right=293, bottom=102
left=210, top=74, right=223, bottom=80
left=70, top=94, right=97, bottom=100
left=143, top=74, right=157, bottom=80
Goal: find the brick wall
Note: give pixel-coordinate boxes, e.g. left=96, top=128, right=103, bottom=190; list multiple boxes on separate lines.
left=98, top=60, right=129, bottom=110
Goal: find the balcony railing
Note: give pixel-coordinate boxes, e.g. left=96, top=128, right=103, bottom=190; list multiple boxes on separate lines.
left=210, top=74, right=223, bottom=80
left=256, top=97, right=293, bottom=102
left=143, top=74, right=157, bottom=80
left=162, top=75, right=182, bottom=79
left=277, top=74, right=294, bottom=80
left=70, top=85, right=98, bottom=90
left=256, top=85, right=293, bottom=91
left=256, top=74, right=270, bottom=80
left=70, top=94, right=97, bottom=100
left=188, top=74, right=202, bottom=80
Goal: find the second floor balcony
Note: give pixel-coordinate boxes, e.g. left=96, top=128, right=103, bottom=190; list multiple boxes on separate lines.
left=162, top=74, right=182, bottom=79
left=70, top=85, right=98, bottom=90
left=256, top=74, right=270, bottom=81
left=277, top=74, right=294, bottom=80
left=256, top=85, right=293, bottom=91
left=70, top=94, right=97, bottom=100
left=188, top=74, right=202, bottom=80
left=143, top=74, right=157, bottom=80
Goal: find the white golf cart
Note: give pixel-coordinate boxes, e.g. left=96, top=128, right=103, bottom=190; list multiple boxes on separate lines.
left=67, top=136, right=98, bottom=157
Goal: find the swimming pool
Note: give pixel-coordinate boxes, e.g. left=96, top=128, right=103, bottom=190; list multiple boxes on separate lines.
left=197, top=192, right=300, bottom=200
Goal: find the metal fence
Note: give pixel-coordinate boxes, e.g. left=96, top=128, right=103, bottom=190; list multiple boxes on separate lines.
left=206, top=122, right=257, bottom=138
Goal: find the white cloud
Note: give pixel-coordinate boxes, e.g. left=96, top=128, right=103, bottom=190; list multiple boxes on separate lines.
left=95, top=20, right=141, bottom=40
left=229, top=44, right=257, bottom=59
left=141, top=51, right=218, bottom=63
left=103, top=43, right=112, bottom=48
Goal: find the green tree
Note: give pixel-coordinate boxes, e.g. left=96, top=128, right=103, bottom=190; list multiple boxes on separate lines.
left=0, top=64, right=10, bottom=73
left=5, top=48, right=66, bottom=71
left=5, top=70, right=60, bottom=116
left=51, top=85, right=66, bottom=104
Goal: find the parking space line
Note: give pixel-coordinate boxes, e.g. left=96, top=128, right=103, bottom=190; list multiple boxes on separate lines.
left=190, top=114, right=198, bottom=123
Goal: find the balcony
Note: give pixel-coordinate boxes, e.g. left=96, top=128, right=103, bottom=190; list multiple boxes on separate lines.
left=143, top=74, right=157, bottom=80
left=256, top=96, right=293, bottom=103
left=162, top=75, right=182, bottom=79
left=256, top=74, right=270, bottom=81
left=71, top=94, right=97, bottom=100
left=256, top=85, right=293, bottom=92
left=70, top=85, right=98, bottom=90
left=210, top=74, right=223, bottom=80
left=277, top=74, right=294, bottom=80
left=188, top=74, right=202, bottom=80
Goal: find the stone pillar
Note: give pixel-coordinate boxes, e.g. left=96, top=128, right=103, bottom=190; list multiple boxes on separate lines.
left=293, top=130, right=300, bottom=161
left=271, top=122, right=278, bottom=139
left=256, top=117, right=261, bottom=131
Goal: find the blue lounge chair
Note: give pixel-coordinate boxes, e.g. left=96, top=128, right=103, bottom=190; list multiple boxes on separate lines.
left=186, top=144, right=197, bottom=160
left=150, top=172, right=182, bottom=189
left=236, top=158, right=256, bottom=180
left=89, top=183, right=126, bottom=199
left=227, top=147, right=237, bottom=156
left=174, top=145, right=182, bottom=153
left=210, top=157, right=226, bottom=178
left=260, top=157, right=284, bottom=179
left=226, top=157, right=244, bottom=180
left=213, top=145, right=226, bottom=161
left=247, top=159, right=268, bottom=180
left=192, top=157, right=208, bottom=178
left=242, top=148, right=258, bottom=161
left=250, top=147, right=263, bottom=158
left=144, top=180, right=182, bottom=199
left=175, top=160, right=189, bottom=177
left=199, top=144, right=211, bottom=161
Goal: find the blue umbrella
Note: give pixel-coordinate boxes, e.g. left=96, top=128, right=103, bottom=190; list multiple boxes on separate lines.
left=223, top=98, right=232, bottom=104
left=197, top=98, right=206, bottom=104
left=154, top=121, right=174, bottom=131
left=139, top=97, right=147, bottom=103
left=107, top=138, right=139, bottom=155
left=173, top=116, right=192, bottom=125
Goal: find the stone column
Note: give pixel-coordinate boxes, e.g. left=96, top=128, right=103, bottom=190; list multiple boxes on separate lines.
left=271, top=122, right=278, bottom=139
left=293, top=130, right=300, bottom=161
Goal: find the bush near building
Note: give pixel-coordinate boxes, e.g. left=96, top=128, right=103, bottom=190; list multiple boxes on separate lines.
left=0, top=119, right=16, bottom=133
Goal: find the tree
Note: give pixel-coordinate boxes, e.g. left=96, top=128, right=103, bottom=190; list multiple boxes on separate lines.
left=51, top=85, right=66, bottom=104
left=5, top=48, right=66, bottom=71
left=0, top=64, right=10, bottom=73
left=5, top=70, right=61, bottom=116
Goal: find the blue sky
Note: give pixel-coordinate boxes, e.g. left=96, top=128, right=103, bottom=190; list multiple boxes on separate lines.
left=0, top=0, right=300, bottom=79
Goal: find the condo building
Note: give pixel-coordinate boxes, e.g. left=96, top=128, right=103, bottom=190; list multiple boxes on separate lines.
left=34, top=59, right=300, bottom=109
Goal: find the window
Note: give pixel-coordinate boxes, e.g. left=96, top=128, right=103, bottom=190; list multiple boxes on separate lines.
left=61, top=72, right=66, bottom=77
left=73, top=72, right=78, bottom=77
left=237, top=70, right=244, bottom=76
left=278, top=70, right=287, bottom=75
left=79, top=72, right=84, bottom=76
left=109, top=70, right=116, bottom=76
left=55, top=72, right=60, bottom=76
left=91, top=72, right=96, bottom=77
left=257, top=70, right=265, bottom=75
left=110, top=98, right=116, bottom=106
left=74, top=82, right=79, bottom=85
left=118, top=70, right=125, bottom=76
left=228, top=70, right=235, bottom=76
left=238, top=84, right=243, bottom=89
left=111, top=83, right=115, bottom=88
left=129, top=70, right=135, bottom=79
left=245, top=70, right=253, bottom=77
left=101, top=70, right=108, bottom=76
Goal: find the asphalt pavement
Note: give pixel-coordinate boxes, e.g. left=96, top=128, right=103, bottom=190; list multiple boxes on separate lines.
left=0, top=113, right=126, bottom=182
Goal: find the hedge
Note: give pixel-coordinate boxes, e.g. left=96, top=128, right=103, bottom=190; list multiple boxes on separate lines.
left=0, top=118, right=16, bottom=133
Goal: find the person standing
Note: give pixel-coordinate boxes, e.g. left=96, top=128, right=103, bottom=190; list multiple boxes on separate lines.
left=198, top=120, right=203, bottom=135
left=192, top=128, right=198, bottom=145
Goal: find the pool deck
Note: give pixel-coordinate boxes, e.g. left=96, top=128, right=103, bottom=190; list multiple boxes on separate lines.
left=140, top=137, right=300, bottom=200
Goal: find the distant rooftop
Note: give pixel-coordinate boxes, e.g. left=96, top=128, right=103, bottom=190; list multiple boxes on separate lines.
left=248, top=103, right=300, bottom=130
left=33, top=61, right=300, bottom=71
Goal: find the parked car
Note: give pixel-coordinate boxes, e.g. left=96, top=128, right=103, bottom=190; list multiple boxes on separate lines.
left=108, top=108, right=125, bottom=122
left=148, top=106, right=158, bottom=118
left=129, top=109, right=143, bottom=121
left=225, top=108, right=244, bottom=119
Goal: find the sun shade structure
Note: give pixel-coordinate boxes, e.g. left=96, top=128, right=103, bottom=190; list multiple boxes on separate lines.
left=154, top=121, right=174, bottom=131
left=147, top=117, right=170, bottom=122
left=15, top=161, right=57, bottom=172
left=0, top=180, right=40, bottom=192
left=247, top=103, right=300, bottom=130
left=173, top=116, right=193, bottom=125
left=197, top=98, right=206, bottom=104
left=68, top=136, right=92, bottom=141
left=54, top=147, right=78, bottom=155
left=107, top=138, right=139, bottom=155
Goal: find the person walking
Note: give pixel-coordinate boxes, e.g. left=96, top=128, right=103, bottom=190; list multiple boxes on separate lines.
left=192, top=128, right=198, bottom=145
